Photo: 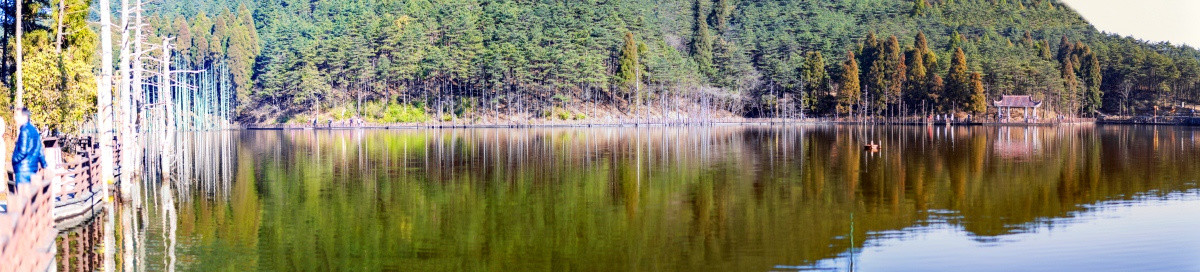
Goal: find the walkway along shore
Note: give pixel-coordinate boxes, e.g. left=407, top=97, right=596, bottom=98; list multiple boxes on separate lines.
left=0, top=136, right=121, bottom=271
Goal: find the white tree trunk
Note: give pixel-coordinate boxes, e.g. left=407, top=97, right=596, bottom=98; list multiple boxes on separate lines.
left=99, top=0, right=114, bottom=180
left=117, top=0, right=133, bottom=195
left=14, top=0, right=22, bottom=108
left=98, top=0, right=115, bottom=271
left=160, top=38, right=174, bottom=176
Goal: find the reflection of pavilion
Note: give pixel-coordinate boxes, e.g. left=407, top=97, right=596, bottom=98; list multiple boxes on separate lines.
left=994, top=127, right=1041, bottom=158
left=993, top=95, right=1042, bottom=123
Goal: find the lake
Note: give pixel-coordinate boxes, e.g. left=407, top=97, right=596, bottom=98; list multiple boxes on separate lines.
left=122, top=125, right=1200, bottom=271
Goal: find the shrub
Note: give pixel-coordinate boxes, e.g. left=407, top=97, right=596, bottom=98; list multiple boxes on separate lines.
left=544, top=107, right=572, bottom=120
left=379, top=103, right=430, bottom=123
left=355, top=100, right=430, bottom=124
left=361, top=101, right=385, bottom=120
left=286, top=115, right=310, bottom=125
left=330, top=104, right=352, bottom=120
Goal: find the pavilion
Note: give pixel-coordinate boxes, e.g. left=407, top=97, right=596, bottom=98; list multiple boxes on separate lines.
left=993, top=95, right=1042, bottom=122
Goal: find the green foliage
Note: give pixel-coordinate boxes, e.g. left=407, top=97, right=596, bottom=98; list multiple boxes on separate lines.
left=904, top=33, right=929, bottom=108
left=360, top=101, right=429, bottom=124
left=545, top=107, right=572, bottom=121
left=0, top=0, right=97, bottom=133
left=967, top=72, right=987, bottom=114
left=1061, top=57, right=1080, bottom=112
left=619, top=32, right=641, bottom=98
left=838, top=51, right=860, bottom=115
left=945, top=48, right=971, bottom=111
left=802, top=51, right=827, bottom=93
left=454, top=97, right=474, bottom=117
left=139, top=0, right=1200, bottom=121
left=384, top=103, right=431, bottom=124
left=801, top=51, right=828, bottom=110
left=20, top=30, right=96, bottom=133
left=1084, top=52, right=1099, bottom=115
left=692, top=1, right=716, bottom=78
left=911, top=0, right=928, bottom=16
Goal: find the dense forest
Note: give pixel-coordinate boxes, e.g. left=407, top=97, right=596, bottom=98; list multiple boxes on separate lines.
left=9, top=0, right=1200, bottom=125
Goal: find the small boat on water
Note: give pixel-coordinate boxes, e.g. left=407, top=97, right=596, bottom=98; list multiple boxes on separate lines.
left=863, top=141, right=880, bottom=152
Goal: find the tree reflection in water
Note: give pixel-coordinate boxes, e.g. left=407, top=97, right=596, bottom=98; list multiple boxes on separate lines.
left=106, top=125, right=1200, bottom=271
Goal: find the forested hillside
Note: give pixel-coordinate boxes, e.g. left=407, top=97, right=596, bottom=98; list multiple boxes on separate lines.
left=147, top=0, right=1200, bottom=123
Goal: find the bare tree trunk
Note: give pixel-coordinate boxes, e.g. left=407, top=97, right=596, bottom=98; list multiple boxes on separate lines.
left=55, top=0, right=65, bottom=53
left=98, top=0, right=115, bottom=180
left=160, top=38, right=174, bottom=176
left=15, top=0, right=23, bottom=108
left=98, top=0, right=116, bottom=270
left=116, top=0, right=131, bottom=172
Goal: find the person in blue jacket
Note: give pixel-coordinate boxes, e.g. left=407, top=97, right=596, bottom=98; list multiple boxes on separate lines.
left=12, top=108, right=46, bottom=185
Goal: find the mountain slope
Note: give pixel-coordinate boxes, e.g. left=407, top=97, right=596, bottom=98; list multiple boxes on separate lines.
left=149, top=0, right=1200, bottom=123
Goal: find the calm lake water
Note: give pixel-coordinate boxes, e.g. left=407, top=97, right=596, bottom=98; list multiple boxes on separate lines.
left=129, top=125, right=1200, bottom=271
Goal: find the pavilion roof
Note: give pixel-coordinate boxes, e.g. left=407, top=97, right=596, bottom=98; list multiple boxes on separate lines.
left=992, top=95, right=1042, bottom=108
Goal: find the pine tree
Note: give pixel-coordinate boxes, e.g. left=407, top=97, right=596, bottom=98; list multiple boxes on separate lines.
left=914, top=32, right=930, bottom=56
left=911, top=0, right=928, bottom=16
left=173, top=17, right=192, bottom=61
left=860, top=32, right=885, bottom=112
left=945, top=47, right=970, bottom=111
left=967, top=72, right=987, bottom=113
left=883, top=35, right=906, bottom=112
left=802, top=51, right=827, bottom=93
left=929, top=74, right=945, bottom=112
left=619, top=32, right=641, bottom=98
left=1056, top=36, right=1074, bottom=65
left=1081, top=52, right=1103, bottom=115
left=227, top=4, right=259, bottom=109
left=922, top=39, right=939, bottom=84
left=711, top=37, right=754, bottom=89
left=692, top=0, right=715, bottom=77
left=1061, top=58, right=1079, bottom=113
left=802, top=51, right=827, bottom=111
left=838, top=51, right=861, bottom=115
left=948, top=31, right=965, bottom=52
left=1037, top=40, right=1052, bottom=59
left=904, top=44, right=927, bottom=110
left=712, top=0, right=732, bottom=32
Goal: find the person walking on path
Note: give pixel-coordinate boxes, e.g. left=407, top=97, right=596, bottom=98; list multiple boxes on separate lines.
left=11, top=108, right=45, bottom=186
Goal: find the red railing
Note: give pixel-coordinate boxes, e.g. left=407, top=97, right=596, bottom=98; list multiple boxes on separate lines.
left=0, top=173, right=56, bottom=271
left=1, top=134, right=122, bottom=271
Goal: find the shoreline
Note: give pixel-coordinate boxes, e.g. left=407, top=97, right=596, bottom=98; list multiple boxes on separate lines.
left=237, top=115, right=1200, bottom=130
left=238, top=118, right=1171, bottom=131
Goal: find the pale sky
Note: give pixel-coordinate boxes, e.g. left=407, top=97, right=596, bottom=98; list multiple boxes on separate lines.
left=1061, top=0, right=1200, bottom=47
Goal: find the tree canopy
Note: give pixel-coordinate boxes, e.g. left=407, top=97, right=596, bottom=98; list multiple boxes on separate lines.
left=121, top=0, right=1200, bottom=122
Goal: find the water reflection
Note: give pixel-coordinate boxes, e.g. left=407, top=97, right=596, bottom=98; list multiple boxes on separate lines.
left=117, top=125, right=1200, bottom=271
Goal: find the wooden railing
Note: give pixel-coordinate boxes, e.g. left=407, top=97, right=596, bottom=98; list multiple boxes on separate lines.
left=1, top=134, right=123, bottom=271
left=0, top=173, right=56, bottom=271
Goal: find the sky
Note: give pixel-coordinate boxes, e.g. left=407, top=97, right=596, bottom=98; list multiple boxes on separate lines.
left=1060, top=0, right=1200, bottom=48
